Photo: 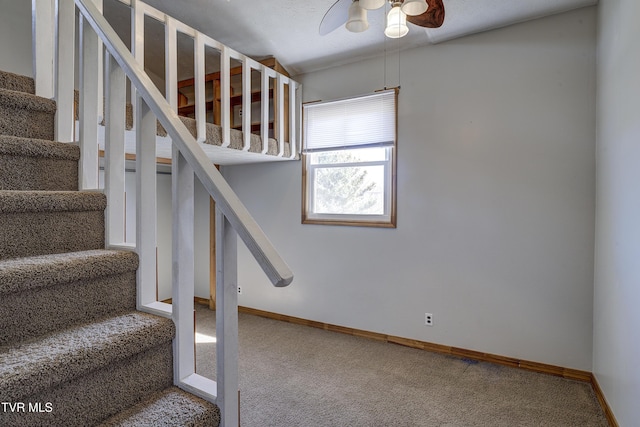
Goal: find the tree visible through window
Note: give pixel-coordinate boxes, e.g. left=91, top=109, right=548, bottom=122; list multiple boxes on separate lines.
left=302, top=89, right=397, bottom=227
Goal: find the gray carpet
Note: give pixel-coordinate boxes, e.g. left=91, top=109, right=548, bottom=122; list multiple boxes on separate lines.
left=0, top=134, right=79, bottom=190
left=194, top=305, right=608, bottom=427
left=0, top=69, right=219, bottom=426
left=0, top=86, right=55, bottom=140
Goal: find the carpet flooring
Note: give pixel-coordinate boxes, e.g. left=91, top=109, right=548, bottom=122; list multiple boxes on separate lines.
left=194, top=304, right=608, bottom=427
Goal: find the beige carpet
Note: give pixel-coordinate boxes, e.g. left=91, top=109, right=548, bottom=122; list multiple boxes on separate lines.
left=195, top=304, right=607, bottom=427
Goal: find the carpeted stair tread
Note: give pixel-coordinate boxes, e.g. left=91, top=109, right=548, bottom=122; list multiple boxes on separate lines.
left=0, top=87, right=56, bottom=113
left=0, top=134, right=79, bottom=160
left=0, top=70, right=35, bottom=94
left=0, top=249, right=138, bottom=295
left=0, top=249, right=139, bottom=345
left=0, top=311, right=175, bottom=402
left=0, top=189, right=106, bottom=213
left=0, top=87, right=56, bottom=140
left=0, top=343, right=174, bottom=427
left=0, top=190, right=107, bottom=259
left=0, top=135, right=80, bottom=190
left=99, top=386, right=221, bottom=426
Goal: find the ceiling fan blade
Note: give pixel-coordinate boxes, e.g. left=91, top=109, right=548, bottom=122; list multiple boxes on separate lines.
left=406, top=0, right=445, bottom=28
left=319, top=0, right=352, bottom=36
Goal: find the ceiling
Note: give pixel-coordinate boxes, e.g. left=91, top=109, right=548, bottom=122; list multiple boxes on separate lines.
left=132, top=0, right=597, bottom=76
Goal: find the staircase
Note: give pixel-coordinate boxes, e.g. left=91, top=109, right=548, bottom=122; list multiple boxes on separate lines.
left=0, top=70, right=220, bottom=426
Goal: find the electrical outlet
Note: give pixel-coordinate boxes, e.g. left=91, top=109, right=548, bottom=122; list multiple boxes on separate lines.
left=237, top=286, right=242, bottom=295
left=425, top=313, right=433, bottom=326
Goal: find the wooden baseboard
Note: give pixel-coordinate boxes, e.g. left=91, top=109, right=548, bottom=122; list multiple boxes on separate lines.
left=591, top=374, right=619, bottom=427
left=188, top=298, right=618, bottom=425
left=237, top=306, right=592, bottom=381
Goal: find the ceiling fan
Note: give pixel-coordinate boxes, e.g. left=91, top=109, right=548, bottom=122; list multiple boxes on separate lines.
left=319, top=0, right=445, bottom=38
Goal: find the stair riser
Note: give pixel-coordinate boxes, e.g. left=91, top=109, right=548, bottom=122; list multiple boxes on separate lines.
left=0, top=71, right=35, bottom=94
left=0, top=271, right=137, bottom=345
left=0, top=105, right=54, bottom=140
left=0, top=343, right=173, bottom=427
left=0, top=211, right=105, bottom=259
left=0, top=154, right=78, bottom=191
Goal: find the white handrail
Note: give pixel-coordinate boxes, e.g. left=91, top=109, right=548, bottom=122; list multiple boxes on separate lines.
left=53, top=1, right=296, bottom=425
left=75, top=0, right=293, bottom=287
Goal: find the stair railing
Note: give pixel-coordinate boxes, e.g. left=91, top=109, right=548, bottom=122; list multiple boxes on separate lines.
left=34, top=0, right=296, bottom=425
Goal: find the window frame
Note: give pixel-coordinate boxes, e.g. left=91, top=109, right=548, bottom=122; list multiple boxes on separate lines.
left=302, top=89, right=398, bottom=228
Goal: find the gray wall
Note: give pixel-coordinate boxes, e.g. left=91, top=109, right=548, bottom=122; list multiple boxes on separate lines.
left=593, top=0, right=640, bottom=424
left=0, top=0, right=32, bottom=77
left=224, top=7, right=597, bottom=371
left=133, top=172, right=211, bottom=301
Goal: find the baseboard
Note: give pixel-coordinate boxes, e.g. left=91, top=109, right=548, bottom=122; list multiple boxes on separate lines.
left=191, top=298, right=618, bottom=425
left=237, top=306, right=592, bottom=381
left=591, top=374, right=619, bottom=427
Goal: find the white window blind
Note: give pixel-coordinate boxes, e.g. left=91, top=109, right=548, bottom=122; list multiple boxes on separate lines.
left=303, top=89, right=396, bottom=153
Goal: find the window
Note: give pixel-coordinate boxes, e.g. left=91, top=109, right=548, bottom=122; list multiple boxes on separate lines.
left=302, top=89, right=397, bottom=227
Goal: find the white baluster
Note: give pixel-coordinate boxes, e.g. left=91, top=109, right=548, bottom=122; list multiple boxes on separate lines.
left=165, top=17, right=178, bottom=111
left=195, top=32, right=206, bottom=143
left=172, top=147, right=195, bottom=384
left=242, top=57, right=251, bottom=151
left=55, top=0, right=76, bottom=142
left=260, top=68, right=270, bottom=154
left=296, top=83, right=303, bottom=158
left=220, top=47, right=230, bottom=147
left=104, top=53, right=126, bottom=246
left=216, top=207, right=240, bottom=427
left=276, top=74, right=285, bottom=157
left=94, top=0, right=104, bottom=122
left=32, top=0, right=55, bottom=99
left=135, top=95, right=158, bottom=310
left=289, top=80, right=297, bottom=158
left=79, top=14, right=100, bottom=189
left=130, top=0, right=145, bottom=128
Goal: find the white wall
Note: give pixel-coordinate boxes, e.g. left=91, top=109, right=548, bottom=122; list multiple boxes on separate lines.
left=155, top=173, right=211, bottom=301
left=224, top=7, right=597, bottom=371
left=120, top=169, right=211, bottom=301
left=593, top=0, right=640, bottom=424
left=0, top=0, right=32, bottom=76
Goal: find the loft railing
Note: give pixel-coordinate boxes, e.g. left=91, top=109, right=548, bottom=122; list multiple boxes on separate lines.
left=33, top=0, right=296, bottom=425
